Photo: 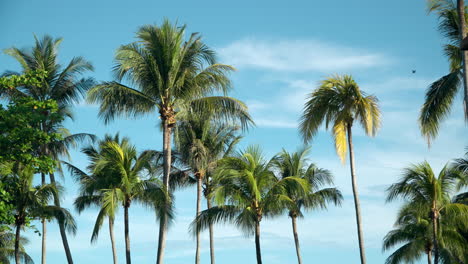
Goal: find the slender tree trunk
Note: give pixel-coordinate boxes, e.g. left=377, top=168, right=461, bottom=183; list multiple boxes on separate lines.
left=156, top=120, right=172, bottom=264
left=41, top=173, right=47, bottom=264
left=109, top=217, right=118, bottom=264
left=347, top=124, right=366, bottom=264
left=254, top=222, right=262, bottom=264
left=49, top=173, right=73, bottom=264
left=124, top=205, right=131, bottom=264
left=291, top=215, right=302, bottom=264
left=432, top=209, right=439, bottom=264
left=15, top=224, right=21, bottom=264
left=206, top=198, right=215, bottom=264
left=427, top=251, right=433, bottom=264
left=458, top=0, right=468, bottom=120
left=195, top=176, right=202, bottom=264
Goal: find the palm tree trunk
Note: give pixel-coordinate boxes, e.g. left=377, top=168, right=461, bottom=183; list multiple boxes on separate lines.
left=427, top=251, right=433, bottom=264
left=291, top=215, right=302, bottom=264
left=49, top=173, right=73, bottom=264
left=156, top=120, right=172, bottom=264
left=195, top=176, right=202, bottom=264
left=255, top=221, right=262, bottom=264
left=124, top=205, right=131, bottom=264
left=15, top=224, right=21, bottom=264
left=346, top=124, right=366, bottom=264
left=41, top=173, right=47, bottom=264
left=206, top=198, right=215, bottom=264
left=432, top=210, right=439, bottom=264
left=458, top=0, right=468, bottom=120
left=109, top=217, right=118, bottom=264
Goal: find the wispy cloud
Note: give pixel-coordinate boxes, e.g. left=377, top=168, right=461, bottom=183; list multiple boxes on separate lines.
left=219, top=38, right=391, bottom=72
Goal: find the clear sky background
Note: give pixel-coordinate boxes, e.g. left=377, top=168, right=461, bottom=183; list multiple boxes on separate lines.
left=1, top=0, right=467, bottom=263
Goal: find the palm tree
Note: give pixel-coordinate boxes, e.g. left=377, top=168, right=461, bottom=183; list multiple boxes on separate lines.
left=386, top=161, right=468, bottom=264
left=192, top=145, right=308, bottom=264
left=0, top=231, right=33, bottom=264
left=175, top=115, right=241, bottom=264
left=271, top=148, right=343, bottom=264
left=4, top=34, right=95, bottom=264
left=383, top=203, right=467, bottom=264
left=74, top=135, right=169, bottom=264
left=64, top=134, right=128, bottom=264
left=299, top=74, right=381, bottom=264
left=4, top=166, right=76, bottom=264
left=421, top=0, right=468, bottom=143
left=87, top=19, right=252, bottom=264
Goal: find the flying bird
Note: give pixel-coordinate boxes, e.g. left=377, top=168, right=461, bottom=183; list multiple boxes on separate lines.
left=412, top=70, right=416, bottom=74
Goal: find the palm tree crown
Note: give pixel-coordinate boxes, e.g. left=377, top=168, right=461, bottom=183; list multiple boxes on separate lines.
left=299, top=74, right=380, bottom=162
left=386, top=161, right=468, bottom=264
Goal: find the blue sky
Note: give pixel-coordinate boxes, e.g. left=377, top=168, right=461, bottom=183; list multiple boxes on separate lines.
left=1, top=0, right=467, bottom=263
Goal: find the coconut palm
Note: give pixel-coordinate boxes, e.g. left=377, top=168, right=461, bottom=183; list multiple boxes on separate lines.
left=421, top=1, right=468, bottom=143
left=299, top=74, right=380, bottom=264
left=175, top=115, right=241, bottom=264
left=271, top=148, right=343, bottom=264
left=383, top=202, right=467, bottom=264
left=0, top=230, right=33, bottom=264
left=192, top=145, right=308, bottom=264
left=87, top=20, right=252, bottom=264
left=4, top=166, right=76, bottom=264
left=64, top=134, right=128, bottom=264
left=386, top=161, right=468, bottom=264
left=74, top=135, right=169, bottom=264
left=3, top=34, right=95, bottom=264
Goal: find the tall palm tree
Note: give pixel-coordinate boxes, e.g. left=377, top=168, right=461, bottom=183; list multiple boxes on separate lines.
left=386, top=161, right=468, bottom=264
left=383, top=203, right=467, bottom=264
left=175, top=115, right=241, bottom=264
left=421, top=0, right=468, bottom=143
left=64, top=134, right=129, bottom=264
left=271, top=148, right=343, bottom=264
left=299, top=74, right=381, bottom=264
left=76, top=135, right=169, bottom=264
left=4, top=34, right=95, bottom=264
left=87, top=19, right=252, bottom=264
left=4, top=166, right=76, bottom=264
left=0, top=231, right=33, bottom=264
left=192, top=145, right=308, bottom=264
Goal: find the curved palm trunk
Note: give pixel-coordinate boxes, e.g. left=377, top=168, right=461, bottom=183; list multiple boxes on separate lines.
left=291, top=215, right=302, bottom=264
left=109, top=217, right=118, bottom=264
left=124, top=205, right=131, bottom=264
left=49, top=173, right=73, bottom=264
left=347, top=124, right=366, bottom=264
left=458, top=0, right=468, bottom=120
left=15, top=224, right=21, bottom=264
left=195, top=177, right=202, bottom=264
left=206, top=198, right=215, bottom=264
left=41, top=173, right=47, bottom=264
left=156, top=121, right=172, bottom=264
left=255, top=221, right=262, bottom=264
left=427, top=251, right=433, bottom=264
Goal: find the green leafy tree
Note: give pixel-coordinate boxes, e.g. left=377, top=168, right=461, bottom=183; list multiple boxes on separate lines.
left=69, top=135, right=169, bottom=264
left=271, top=148, right=342, bottom=264
left=386, top=161, right=468, bottom=264
left=3, top=35, right=95, bottom=264
left=175, top=115, right=241, bottom=264
left=192, top=145, right=308, bottom=264
left=299, top=74, right=381, bottom=264
left=87, top=19, right=252, bottom=264
left=421, top=0, right=468, bottom=143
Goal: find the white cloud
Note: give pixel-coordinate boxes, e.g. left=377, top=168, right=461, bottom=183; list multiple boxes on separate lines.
left=219, top=38, right=391, bottom=72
